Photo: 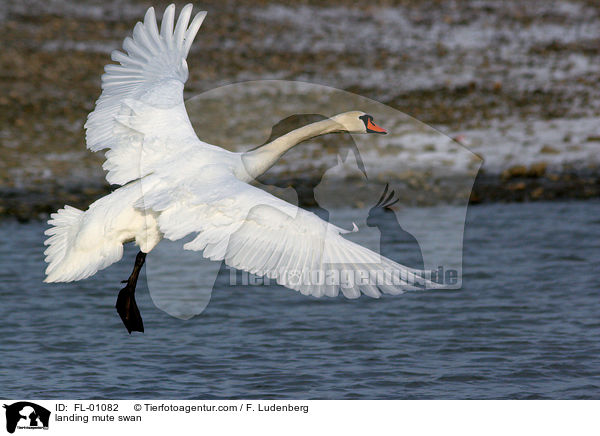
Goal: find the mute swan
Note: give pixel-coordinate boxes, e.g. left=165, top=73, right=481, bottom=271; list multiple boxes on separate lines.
left=44, top=4, right=434, bottom=333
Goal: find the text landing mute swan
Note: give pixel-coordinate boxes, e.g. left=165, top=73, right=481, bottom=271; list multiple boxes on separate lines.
left=44, top=4, right=437, bottom=333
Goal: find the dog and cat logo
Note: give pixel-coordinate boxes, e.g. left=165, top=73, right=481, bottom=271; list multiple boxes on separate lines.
left=3, top=402, right=50, bottom=433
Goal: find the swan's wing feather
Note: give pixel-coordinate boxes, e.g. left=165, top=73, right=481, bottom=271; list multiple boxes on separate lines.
left=140, top=173, right=441, bottom=298
left=85, top=4, right=207, bottom=185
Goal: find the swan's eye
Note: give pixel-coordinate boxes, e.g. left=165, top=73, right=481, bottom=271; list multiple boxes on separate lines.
left=360, top=115, right=387, bottom=134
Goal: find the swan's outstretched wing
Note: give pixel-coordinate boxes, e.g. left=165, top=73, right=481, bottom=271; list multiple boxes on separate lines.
left=85, top=4, right=209, bottom=186
left=137, top=172, right=442, bottom=299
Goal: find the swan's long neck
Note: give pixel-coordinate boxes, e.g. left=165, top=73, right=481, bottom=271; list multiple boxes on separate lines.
left=240, top=118, right=345, bottom=180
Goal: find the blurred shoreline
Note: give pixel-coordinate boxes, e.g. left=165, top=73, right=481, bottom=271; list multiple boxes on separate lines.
left=1, top=0, right=599, bottom=219
left=2, top=170, right=599, bottom=222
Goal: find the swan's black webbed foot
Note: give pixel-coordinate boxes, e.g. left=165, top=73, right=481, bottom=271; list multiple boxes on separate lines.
left=115, top=251, right=146, bottom=333
left=116, top=285, right=144, bottom=333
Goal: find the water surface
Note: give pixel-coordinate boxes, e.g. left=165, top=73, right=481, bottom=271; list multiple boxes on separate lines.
left=0, top=201, right=599, bottom=399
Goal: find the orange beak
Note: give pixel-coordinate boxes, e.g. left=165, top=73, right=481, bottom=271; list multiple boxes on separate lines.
left=367, top=118, right=387, bottom=134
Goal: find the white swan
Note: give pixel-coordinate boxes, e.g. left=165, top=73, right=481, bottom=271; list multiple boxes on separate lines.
left=43, top=4, right=434, bottom=333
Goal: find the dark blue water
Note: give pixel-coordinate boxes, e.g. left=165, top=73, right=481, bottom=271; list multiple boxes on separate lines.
left=1, top=201, right=599, bottom=399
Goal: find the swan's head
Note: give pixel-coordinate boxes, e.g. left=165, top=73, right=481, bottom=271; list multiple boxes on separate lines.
left=331, top=111, right=387, bottom=135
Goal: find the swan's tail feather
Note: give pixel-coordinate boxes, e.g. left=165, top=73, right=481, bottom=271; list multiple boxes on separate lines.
left=43, top=205, right=124, bottom=283
left=44, top=206, right=85, bottom=282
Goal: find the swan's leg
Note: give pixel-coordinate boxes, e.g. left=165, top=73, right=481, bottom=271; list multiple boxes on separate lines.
left=116, top=251, right=146, bottom=333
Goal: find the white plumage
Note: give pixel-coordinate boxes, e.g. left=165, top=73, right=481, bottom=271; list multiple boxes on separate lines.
left=44, top=4, right=438, bottom=300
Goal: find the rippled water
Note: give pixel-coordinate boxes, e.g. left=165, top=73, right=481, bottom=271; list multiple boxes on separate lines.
left=1, top=201, right=599, bottom=399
